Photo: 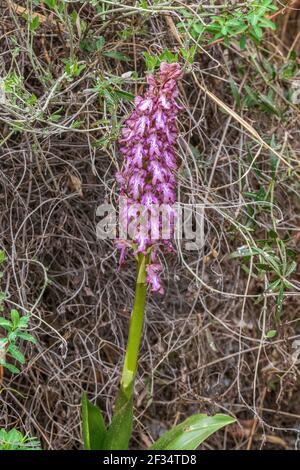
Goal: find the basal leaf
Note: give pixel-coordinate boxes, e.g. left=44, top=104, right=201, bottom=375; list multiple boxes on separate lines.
left=150, top=414, right=236, bottom=450
left=81, top=392, right=107, bottom=450
left=103, top=387, right=133, bottom=450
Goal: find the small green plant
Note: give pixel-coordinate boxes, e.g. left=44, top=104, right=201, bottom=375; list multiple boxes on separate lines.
left=62, top=58, right=86, bottom=80
left=90, top=75, right=135, bottom=148
left=92, top=76, right=135, bottom=109
left=80, top=35, right=105, bottom=53
left=0, top=252, right=39, bottom=450
left=177, top=0, right=277, bottom=47
left=143, top=50, right=179, bottom=72
left=43, top=0, right=63, bottom=13
left=0, top=308, right=37, bottom=374
left=80, top=33, right=130, bottom=62
left=0, top=250, right=37, bottom=376
left=2, top=71, right=37, bottom=109
left=243, top=85, right=280, bottom=115
left=231, top=231, right=297, bottom=317
left=0, top=428, right=41, bottom=450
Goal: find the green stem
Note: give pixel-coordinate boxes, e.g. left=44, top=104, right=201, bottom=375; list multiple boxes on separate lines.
left=103, top=254, right=148, bottom=450
left=121, top=253, right=147, bottom=397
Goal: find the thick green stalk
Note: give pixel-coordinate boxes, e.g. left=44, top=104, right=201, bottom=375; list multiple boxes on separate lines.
left=121, top=253, right=147, bottom=397
left=103, top=254, right=148, bottom=449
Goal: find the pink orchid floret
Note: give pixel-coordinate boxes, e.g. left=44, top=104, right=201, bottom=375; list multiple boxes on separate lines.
left=116, top=62, right=182, bottom=293
left=146, top=264, right=164, bottom=294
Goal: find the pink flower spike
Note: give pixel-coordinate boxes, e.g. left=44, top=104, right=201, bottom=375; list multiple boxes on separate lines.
left=116, top=62, right=183, bottom=294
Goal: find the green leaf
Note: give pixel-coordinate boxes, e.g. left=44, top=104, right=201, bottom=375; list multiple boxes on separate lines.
left=266, top=329, right=277, bottom=339
left=18, top=315, right=30, bottom=328
left=49, top=112, right=61, bottom=122
left=180, top=45, right=196, bottom=64
left=159, top=50, right=178, bottom=64
left=276, top=285, right=285, bottom=317
left=103, top=387, right=133, bottom=450
left=258, top=92, right=280, bottom=116
left=259, top=17, right=276, bottom=30
left=143, top=52, right=159, bottom=72
left=285, top=261, right=297, bottom=277
left=255, top=263, right=272, bottom=272
left=95, top=36, right=105, bottom=50
left=0, top=428, right=41, bottom=450
left=2, top=362, right=20, bottom=374
left=251, top=24, right=263, bottom=41
left=114, top=90, right=135, bottom=102
left=0, top=317, right=12, bottom=329
left=8, top=331, right=17, bottom=342
left=82, top=392, right=106, bottom=450
left=239, top=35, right=247, bottom=49
left=229, top=78, right=240, bottom=106
left=44, top=0, right=57, bottom=9
left=0, top=251, right=7, bottom=264
left=103, top=51, right=130, bottom=62
left=29, top=16, right=40, bottom=32
left=16, top=331, right=37, bottom=343
left=267, top=278, right=281, bottom=292
left=0, top=338, right=8, bottom=347
left=150, top=414, right=236, bottom=450
left=192, top=23, right=205, bottom=35
left=10, top=309, right=20, bottom=327
left=8, top=344, right=25, bottom=364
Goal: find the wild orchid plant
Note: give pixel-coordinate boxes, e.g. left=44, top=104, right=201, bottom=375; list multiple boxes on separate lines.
left=82, top=63, right=235, bottom=450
